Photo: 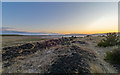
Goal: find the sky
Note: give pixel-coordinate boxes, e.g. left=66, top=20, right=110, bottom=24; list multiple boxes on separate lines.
left=2, top=2, right=118, bottom=34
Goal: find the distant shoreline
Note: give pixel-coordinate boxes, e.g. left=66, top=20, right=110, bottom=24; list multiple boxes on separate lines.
left=0, top=34, right=24, bottom=36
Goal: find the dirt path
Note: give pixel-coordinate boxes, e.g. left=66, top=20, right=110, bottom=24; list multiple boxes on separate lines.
left=80, top=37, right=118, bottom=73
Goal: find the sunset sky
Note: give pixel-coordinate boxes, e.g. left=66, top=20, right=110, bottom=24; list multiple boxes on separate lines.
left=2, top=2, right=118, bottom=34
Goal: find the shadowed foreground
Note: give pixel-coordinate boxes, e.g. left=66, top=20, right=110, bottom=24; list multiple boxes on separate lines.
left=2, top=36, right=118, bottom=73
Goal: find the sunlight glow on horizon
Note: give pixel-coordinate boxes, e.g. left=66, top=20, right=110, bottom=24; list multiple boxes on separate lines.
left=2, top=2, right=118, bottom=34
left=24, top=30, right=118, bottom=34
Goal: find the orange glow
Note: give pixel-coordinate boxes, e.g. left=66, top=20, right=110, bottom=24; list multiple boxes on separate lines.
left=63, top=31, right=118, bottom=34
left=18, top=29, right=118, bottom=35
left=45, top=31, right=118, bottom=34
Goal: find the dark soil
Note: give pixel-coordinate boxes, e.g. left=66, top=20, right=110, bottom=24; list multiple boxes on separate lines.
left=2, top=37, right=118, bottom=73
left=2, top=38, right=71, bottom=67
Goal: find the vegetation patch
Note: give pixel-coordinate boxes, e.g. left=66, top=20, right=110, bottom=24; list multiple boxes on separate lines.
left=105, top=48, right=120, bottom=65
left=97, top=33, right=119, bottom=47
left=69, top=36, right=77, bottom=41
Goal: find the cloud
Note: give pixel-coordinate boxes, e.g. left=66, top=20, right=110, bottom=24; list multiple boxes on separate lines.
left=1, top=27, right=63, bottom=35
left=0, top=27, right=14, bottom=31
